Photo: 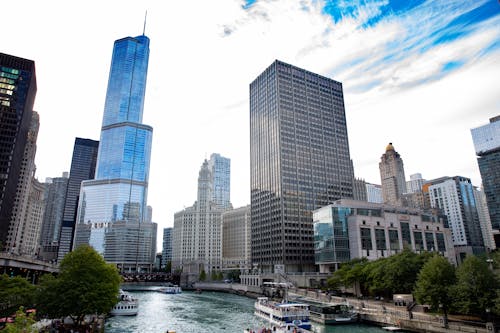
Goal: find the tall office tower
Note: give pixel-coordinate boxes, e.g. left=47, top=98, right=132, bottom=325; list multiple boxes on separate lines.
left=172, top=158, right=226, bottom=277
left=406, top=173, right=426, bottom=194
left=57, top=138, right=98, bottom=262
left=222, top=205, right=251, bottom=272
left=471, top=116, right=500, bottom=246
left=23, top=178, right=45, bottom=256
left=366, top=183, right=383, bottom=203
left=473, top=186, right=495, bottom=251
left=74, top=33, right=157, bottom=273
left=353, top=178, right=368, bottom=202
left=161, top=227, right=172, bottom=269
left=0, top=53, right=37, bottom=251
left=6, top=112, right=39, bottom=255
left=39, top=173, right=69, bottom=261
left=379, top=143, right=407, bottom=206
left=427, top=176, right=484, bottom=262
left=208, top=153, right=232, bottom=210
left=250, top=60, right=354, bottom=273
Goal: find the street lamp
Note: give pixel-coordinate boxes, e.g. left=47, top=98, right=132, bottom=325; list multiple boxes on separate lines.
left=486, top=258, right=494, bottom=271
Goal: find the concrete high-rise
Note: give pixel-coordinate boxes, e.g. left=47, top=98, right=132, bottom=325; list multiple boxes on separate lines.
left=250, top=60, right=354, bottom=273
left=172, top=155, right=229, bottom=278
left=6, top=112, right=40, bottom=255
left=379, top=143, right=407, bottom=206
left=406, top=173, right=426, bottom=194
left=473, top=186, right=495, bottom=251
left=0, top=53, right=37, bottom=251
left=39, top=173, right=68, bottom=261
left=74, top=33, right=157, bottom=272
left=222, top=205, right=251, bottom=272
left=57, top=138, right=99, bottom=262
left=426, top=176, right=484, bottom=262
left=471, top=116, right=500, bottom=246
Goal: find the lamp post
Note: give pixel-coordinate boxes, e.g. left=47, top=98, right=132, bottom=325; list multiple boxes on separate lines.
left=439, top=303, right=449, bottom=328
left=486, top=308, right=494, bottom=332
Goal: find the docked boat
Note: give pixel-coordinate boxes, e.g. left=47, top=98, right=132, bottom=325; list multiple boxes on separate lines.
left=254, top=297, right=312, bottom=331
left=244, top=323, right=312, bottom=333
left=109, top=290, right=138, bottom=316
left=307, top=301, right=358, bottom=324
left=158, top=285, right=182, bottom=294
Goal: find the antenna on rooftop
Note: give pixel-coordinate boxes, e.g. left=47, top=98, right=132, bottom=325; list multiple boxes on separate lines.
left=143, top=10, right=148, bottom=35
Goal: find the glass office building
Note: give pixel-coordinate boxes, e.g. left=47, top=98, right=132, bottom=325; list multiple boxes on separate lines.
left=0, top=53, right=37, bottom=251
left=74, top=35, right=156, bottom=272
left=250, top=60, right=354, bottom=273
left=471, top=116, right=500, bottom=244
left=208, top=153, right=231, bottom=210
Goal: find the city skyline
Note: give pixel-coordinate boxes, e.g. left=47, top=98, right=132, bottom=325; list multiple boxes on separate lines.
left=3, top=0, right=499, bottom=238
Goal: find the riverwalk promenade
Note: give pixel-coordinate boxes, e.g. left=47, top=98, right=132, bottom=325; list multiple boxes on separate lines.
left=165, top=282, right=497, bottom=333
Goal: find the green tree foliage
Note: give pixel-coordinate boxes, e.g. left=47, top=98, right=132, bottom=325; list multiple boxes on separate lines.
left=36, top=245, right=121, bottom=326
left=210, top=270, right=217, bottom=281
left=3, top=306, right=36, bottom=333
left=0, top=275, right=35, bottom=318
left=165, top=261, right=172, bottom=273
left=451, top=255, right=498, bottom=316
left=331, top=258, right=369, bottom=295
left=414, top=254, right=456, bottom=313
left=199, top=270, right=206, bottom=281
left=216, top=271, right=224, bottom=281
left=227, top=270, right=241, bottom=282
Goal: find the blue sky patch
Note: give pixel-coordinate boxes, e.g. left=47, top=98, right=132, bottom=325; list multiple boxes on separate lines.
left=242, top=0, right=257, bottom=10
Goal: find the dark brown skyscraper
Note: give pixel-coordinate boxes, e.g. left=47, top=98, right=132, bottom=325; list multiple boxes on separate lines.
left=0, top=53, right=37, bottom=250
left=250, top=60, right=354, bottom=273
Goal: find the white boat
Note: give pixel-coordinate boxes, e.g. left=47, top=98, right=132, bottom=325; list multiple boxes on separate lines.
left=158, top=285, right=182, bottom=294
left=307, top=301, right=358, bottom=324
left=244, top=323, right=312, bottom=333
left=109, top=290, right=138, bottom=316
left=254, top=297, right=312, bottom=332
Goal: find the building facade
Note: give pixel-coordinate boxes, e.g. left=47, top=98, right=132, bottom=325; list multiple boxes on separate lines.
left=172, top=156, right=229, bottom=277
left=379, top=143, right=407, bottom=206
left=57, top=138, right=99, bottom=262
left=74, top=34, right=157, bottom=272
left=0, top=53, right=37, bottom=251
left=161, top=227, right=172, bottom=269
left=353, top=178, right=368, bottom=202
left=426, top=176, right=484, bottom=262
left=222, top=205, right=251, bottom=272
left=39, top=174, right=69, bottom=261
left=471, top=116, right=500, bottom=246
left=250, top=60, right=354, bottom=273
left=473, top=186, right=495, bottom=251
left=406, top=173, right=426, bottom=194
left=366, top=183, right=383, bottom=204
left=313, top=199, right=456, bottom=273
left=6, top=112, right=40, bottom=255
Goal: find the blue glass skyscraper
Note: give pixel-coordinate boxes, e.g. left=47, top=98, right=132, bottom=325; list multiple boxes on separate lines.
left=74, top=34, right=157, bottom=272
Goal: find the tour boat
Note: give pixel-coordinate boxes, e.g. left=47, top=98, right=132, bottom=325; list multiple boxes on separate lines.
left=254, top=297, right=312, bottom=331
left=244, top=324, right=312, bottom=333
left=109, top=290, right=139, bottom=316
left=158, top=285, right=182, bottom=294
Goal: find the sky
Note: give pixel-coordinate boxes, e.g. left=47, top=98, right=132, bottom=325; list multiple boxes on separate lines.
left=3, top=0, right=499, bottom=246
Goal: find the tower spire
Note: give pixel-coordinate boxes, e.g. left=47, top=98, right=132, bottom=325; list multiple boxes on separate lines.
left=143, top=10, right=147, bottom=35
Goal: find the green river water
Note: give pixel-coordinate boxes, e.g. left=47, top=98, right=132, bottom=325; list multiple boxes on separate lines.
left=105, top=290, right=392, bottom=333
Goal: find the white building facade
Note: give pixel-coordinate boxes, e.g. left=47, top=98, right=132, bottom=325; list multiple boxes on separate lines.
left=222, top=205, right=251, bottom=272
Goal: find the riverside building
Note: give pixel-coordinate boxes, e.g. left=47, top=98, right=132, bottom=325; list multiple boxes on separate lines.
left=313, top=199, right=456, bottom=273
left=379, top=143, right=407, bottom=206
left=222, top=205, right=251, bottom=272
left=425, top=176, right=484, bottom=262
left=73, top=33, right=157, bottom=272
left=172, top=154, right=231, bottom=278
left=250, top=60, right=354, bottom=273
left=0, top=53, right=37, bottom=252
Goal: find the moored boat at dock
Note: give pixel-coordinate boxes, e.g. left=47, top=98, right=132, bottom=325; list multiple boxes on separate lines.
left=254, top=297, right=312, bottom=331
left=307, top=301, right=358, bottom=324
left=158, top=285, right=182, bottom=294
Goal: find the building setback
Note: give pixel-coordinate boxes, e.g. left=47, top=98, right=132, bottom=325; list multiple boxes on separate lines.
left=74, top=34, right=156, bottom=272
left=313, top=199, right=456, bottom=273
left=57, top=138, right=99, bottom=262
left=471, top=116, right=500, bottom=247
left=0, top=53, right=37, bottom=251
left=250, top=60, right=354, bottom=273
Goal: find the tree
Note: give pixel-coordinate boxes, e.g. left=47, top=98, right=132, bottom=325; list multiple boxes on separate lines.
left=451, top=254, right=498, bottom=317
left=36, top=245, right=121, bottom=327
left=211, top=270, right=217, bottom=281
left=199, top=270, right=206, bottom=281
left=3, top=306, right=36, bottom=333
left=0, top=274, right=35, bottom=318
left=165, top=261, right=172, bottom=273
left=414, top=254, right=455, bottom=314
left=332, top=257, right=369, bottom=296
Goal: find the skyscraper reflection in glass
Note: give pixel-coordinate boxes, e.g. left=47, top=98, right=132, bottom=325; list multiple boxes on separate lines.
left=74, top=34, right=156, bottom=272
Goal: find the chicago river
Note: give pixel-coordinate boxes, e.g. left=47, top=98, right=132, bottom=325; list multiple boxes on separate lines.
left=105, top=290, right=389, bottom=333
